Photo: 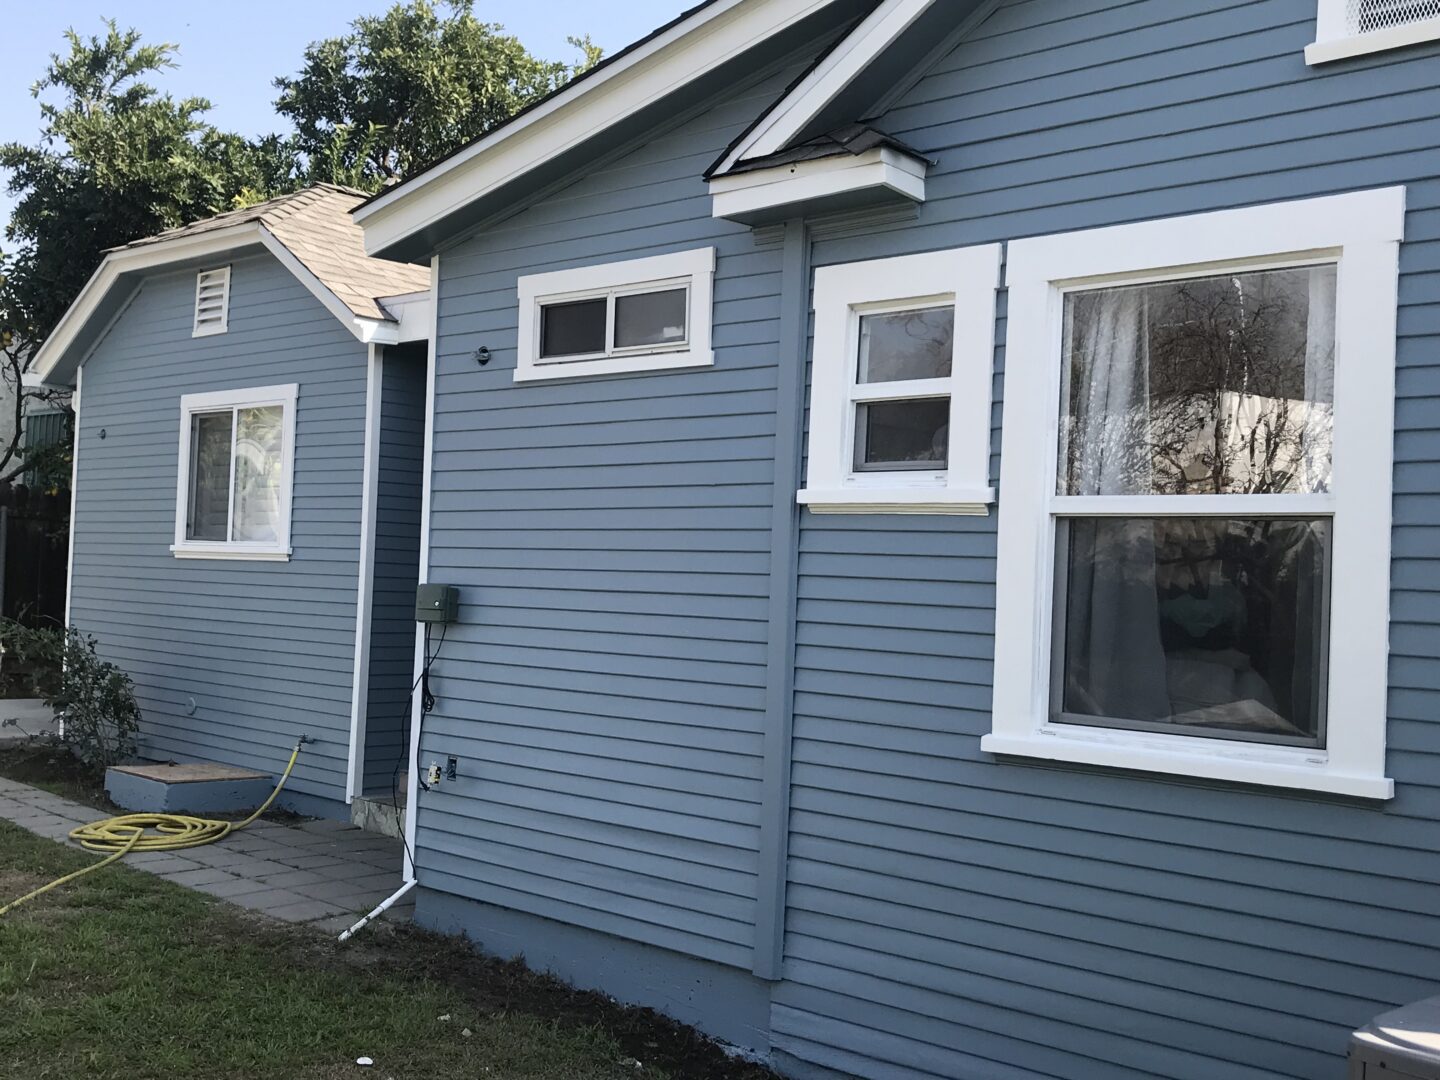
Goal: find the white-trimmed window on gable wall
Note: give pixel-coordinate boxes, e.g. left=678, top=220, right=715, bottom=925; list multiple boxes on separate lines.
left=798, top=245, right=1002, bottom=516
left=1308, top=0, right=1440, bottom=62
left=192, top=267, right=231, bottom=337
left=173, top=384, right=298, bottom=561
left=986, top=188, right=1405, bottom=800
left=514, top=248, right=715, bottom=382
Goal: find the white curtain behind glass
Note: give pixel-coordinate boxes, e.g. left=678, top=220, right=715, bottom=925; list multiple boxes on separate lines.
left=231, top=406, right=284, bottom=543
left=1057, top=266, right=1336, bottom=727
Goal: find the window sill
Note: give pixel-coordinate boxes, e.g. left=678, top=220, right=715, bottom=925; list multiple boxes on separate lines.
left=514, top=349, right=713, bottom=383
left=798, top=487, right=995, bottom=515
left=981, top=728, right=1394, bottom=800
left=171, top=545, right=291, bottom=562
left=1306, top=18, right=1440, bottom=64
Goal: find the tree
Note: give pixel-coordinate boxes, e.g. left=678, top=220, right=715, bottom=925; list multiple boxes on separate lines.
left=0, top=22, right=286, bottom=485
left=274, top=0, right=601, bottom=190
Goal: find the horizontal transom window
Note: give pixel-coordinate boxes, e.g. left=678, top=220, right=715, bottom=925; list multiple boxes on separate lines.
left=516, top=248, right=715, bottom=382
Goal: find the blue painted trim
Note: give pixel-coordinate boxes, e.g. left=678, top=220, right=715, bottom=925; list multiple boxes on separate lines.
left=753, top=217, right=809, bottom=981
left=416, top=887, right=773, bottom=1052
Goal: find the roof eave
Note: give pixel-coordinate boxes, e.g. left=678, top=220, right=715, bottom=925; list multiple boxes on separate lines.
left=354, top=0, right=852, bottom=260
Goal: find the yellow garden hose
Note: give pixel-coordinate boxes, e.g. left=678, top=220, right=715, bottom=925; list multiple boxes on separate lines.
left=0, top=738, right=306, bottom=918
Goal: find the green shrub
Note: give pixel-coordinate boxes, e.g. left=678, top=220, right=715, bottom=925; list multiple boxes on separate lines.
left=0, top=620, right=140, bottom=767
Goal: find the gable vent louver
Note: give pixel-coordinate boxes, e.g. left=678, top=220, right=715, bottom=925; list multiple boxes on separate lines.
left=193, top=267, right=231, bottom=337
left=1352, top=0, right=1440, bottom=32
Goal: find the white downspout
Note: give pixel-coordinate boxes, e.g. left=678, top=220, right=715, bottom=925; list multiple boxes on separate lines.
left=340, top=253, right=440, bottom=942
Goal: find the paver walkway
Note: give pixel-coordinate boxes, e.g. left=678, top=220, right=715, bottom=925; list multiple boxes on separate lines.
left=0, top=776, right=410, bottom=934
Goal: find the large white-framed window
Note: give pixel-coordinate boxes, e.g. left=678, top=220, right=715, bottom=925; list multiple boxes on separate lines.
left=515, top=247, right=715, bottom=382
left=173, top=384, right=298, bottom=561
left=798, top=245, right=1002, bottom=515
left=987, top=188, right=1405, bottom=800
left=1308, top=0, right=1440, bottom=63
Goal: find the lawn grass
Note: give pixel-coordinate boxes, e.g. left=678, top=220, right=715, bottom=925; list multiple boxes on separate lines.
left=0, top=820, right=769, bottom=1080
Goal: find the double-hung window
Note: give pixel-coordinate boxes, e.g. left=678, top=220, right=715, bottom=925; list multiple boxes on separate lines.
left=799, top=245, right=1002, bottom=515
left=988, top=188, right=1404, bottom=799
left=515, top=248, right=715, bottom=382
left=173, top=384, right=298, bottom=560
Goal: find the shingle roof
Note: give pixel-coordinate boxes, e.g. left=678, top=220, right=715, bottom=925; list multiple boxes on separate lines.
left=115, top=184, right=430, bottom=321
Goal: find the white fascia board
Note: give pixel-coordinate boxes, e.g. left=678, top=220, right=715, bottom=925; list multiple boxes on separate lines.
left=30, top=223, right=264, bottom=383
left=377, top=290, right=434, bottom=343
left=710, top=146, right=926, bottom=220
left=354, top=0, right=838, bottom=255
left=1306, top=15, right=1440, bottom=64
left=255, top=227, right=400, bottom=346
left=714, top=0, right=937, bottom=176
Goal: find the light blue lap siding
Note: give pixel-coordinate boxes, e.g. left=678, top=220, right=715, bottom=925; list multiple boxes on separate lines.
left=416, top=58, right=826, bottom=969
left=71, top=252, right=366, bottom=809
left=775, top=1, right=1440, bottom=1078
left=363, top=346, right=426, bottom=795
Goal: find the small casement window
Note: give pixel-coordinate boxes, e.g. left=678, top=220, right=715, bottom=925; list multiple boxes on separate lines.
left=193, top=267, right=231, bottom=337
left=1308, top=0, right=1440, bottom=61
left=515, top=248, right=714, bottom=382
left=173, top=384, right=297, bottom=561
left=798, top=245, right=1002, bottom=515
left=988, top=187, right=1405, bottom=799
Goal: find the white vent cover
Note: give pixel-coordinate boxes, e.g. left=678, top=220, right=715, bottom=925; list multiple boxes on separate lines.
left=193, top=267, right=231, bottom=337
left=1352, top=0, right=1440, bottom=32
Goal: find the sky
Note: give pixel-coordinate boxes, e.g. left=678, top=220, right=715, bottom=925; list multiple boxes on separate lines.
left=0, top=0, right=692, bottom=230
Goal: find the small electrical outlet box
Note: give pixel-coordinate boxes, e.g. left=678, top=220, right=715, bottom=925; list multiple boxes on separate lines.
left=415, top=583, right=459, bottom=624
left=446, top=756, right=458, bottom=782
left=426, top=761, right=443, bottom=788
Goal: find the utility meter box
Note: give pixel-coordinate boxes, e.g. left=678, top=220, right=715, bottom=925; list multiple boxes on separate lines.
left=415, top=584, right=459, bottom=624
left=1350, top=997, right=1440, bottom=1078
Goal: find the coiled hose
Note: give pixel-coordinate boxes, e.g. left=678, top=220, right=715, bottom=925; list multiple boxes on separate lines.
left=0, top=738, right=306, bottom=918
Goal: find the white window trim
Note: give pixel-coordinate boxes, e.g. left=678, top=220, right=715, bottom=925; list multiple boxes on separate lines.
left=1307, top=0, right=1440, bottom=63
left=799, top=244, right=1002, bottom=515
left=987, top=187, right=1405, bottom=800
left=172, top=383, right=298, bottom=561
left=514, top=247, right=715, bottom=382
left=192, top=266, right=231, bottom=337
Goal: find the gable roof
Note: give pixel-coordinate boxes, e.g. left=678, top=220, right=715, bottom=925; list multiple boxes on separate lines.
left=115, top=184, right=429, bottom=321
left=32, top=184, right=431, bottom=386
left=710, top=0, right=997, bottom=177
left=353, top=0, right=876, bottom=260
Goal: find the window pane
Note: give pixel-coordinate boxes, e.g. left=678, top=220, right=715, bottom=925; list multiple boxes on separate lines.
left=232, top=406, right=284, bottom=544
left=858, top=308, right=954, bottom=384
left=614, top=288, right=686, bottom=348
left=855, top=398, right=950, bottom=471
left=1060, top=266, right=1335, bottom=496
left=540, top=298, right=607, bottom=358
left=1057, top=517, right=1328, bottom=745
left=187, top=411, right=232, bottom=541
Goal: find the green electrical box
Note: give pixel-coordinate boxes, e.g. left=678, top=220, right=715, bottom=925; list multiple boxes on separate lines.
left=415, top=584, right=459, bottom=624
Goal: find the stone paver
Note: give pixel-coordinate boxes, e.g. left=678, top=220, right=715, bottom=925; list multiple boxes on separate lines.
left=0, top=775, right=406, bottom=932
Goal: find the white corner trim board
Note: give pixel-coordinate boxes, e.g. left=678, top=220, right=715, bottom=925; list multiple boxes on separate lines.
left=709, top=148, right=927, bottom=221
left=1306, top=0, right=1440, bottom=64
left=799, top=243, right=1002, bottom=515
left=514, top=247, right=716, bottom=382
left=171, top=383, right=299, bottom=562
left=714, top=0, right=939, bottom=175
left=987, top=186, right=1405, bottom=799
left=354, top=0, right=841, bottom=255
left=346, top=344, right=386, bottom=804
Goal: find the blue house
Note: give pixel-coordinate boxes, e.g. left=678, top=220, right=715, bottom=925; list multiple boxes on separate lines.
left=34, top=0, right=1440, bottom=1076
left=31, top=185, right=432, bottom=816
